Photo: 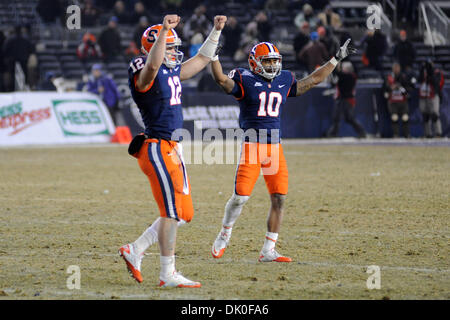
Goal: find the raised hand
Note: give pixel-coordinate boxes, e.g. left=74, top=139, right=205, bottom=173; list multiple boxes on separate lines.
left=163, top=14, right=180, bottom=31
left=214, top=15, right=227, bottom=31
left=335, top=38, right=357, bottom=61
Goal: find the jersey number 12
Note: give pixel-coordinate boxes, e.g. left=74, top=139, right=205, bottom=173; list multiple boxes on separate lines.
left=168, top=76, right=181, bottom=105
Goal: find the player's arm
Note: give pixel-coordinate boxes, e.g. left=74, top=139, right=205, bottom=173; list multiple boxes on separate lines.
left=210, top=59, right=235, bottom=93
left=180, top=16, right=227, bottom=81
left=136, top=15, right=180, bottom=91
left=296, top=39, right=356, bottom=96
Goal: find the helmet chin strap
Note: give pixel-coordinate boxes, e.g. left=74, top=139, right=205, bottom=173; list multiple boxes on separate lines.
left=257, top=59, right=281, bottom=80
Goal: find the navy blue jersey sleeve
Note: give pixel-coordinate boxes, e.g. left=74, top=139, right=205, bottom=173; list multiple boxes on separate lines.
left=227, top=68, right=245, bottom=100
left=128, top=56, right=146, bottom=76
left=128, top=56, right=154, bottom=93
left=287, top=71, right=297, bottom=97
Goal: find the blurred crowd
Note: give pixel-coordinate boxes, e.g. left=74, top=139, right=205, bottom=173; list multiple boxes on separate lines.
left=0, top=0, right=445, bottom=137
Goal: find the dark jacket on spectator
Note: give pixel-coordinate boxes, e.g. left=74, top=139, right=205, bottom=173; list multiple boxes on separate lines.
left=393, top=39, right=416, bottom=70
left=299, top=41, right=329, bottom=72
left=362, top=30, right=387, bottom=69
left=3, top=28, right=34, bottom=73
left=293, top=32, right=310, bottom=63
left=98, top=27, right=122, bottom=61
left=222, top=24, right=243, bottom=57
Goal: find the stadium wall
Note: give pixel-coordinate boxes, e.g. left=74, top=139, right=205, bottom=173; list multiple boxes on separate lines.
left=121, top=85, right=450, bottom=139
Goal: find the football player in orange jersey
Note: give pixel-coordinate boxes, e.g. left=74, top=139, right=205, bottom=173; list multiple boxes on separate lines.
left=119, top=14, right=227, bottom=288
left=210, top=38, right=356, bottom=262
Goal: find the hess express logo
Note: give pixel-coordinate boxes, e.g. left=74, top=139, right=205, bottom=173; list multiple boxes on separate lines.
left=0, top=102, right=51, bottom=135
left=52, top=99, right=111, bottom=136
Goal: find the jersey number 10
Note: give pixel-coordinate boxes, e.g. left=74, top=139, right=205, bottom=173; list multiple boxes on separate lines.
left=257, top=91, right=282, bottom=117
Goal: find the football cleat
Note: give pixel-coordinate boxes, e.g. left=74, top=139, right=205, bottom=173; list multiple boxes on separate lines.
left=211, top=231, right=231, bottom=259
left=159, top=271, right=201, bottom=288
left=258, top=248, right=292, bottom=263
left=118, top=244, right=144, bottom=283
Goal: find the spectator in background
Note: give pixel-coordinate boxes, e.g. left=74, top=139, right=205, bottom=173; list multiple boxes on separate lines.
left=382, top=62, right=413, bottom=138
left=87, top=64, right=121, bottom=125
left=298, top=31, right=329, bottom=72
left=360, top=29, right=387, bottom=74
left=293, top=21, right=310, bottom=71
left=183, top=5, right=211, bottom=43
left=264, top=0, right=288, bottom=11
left=24, top=25, right=39, bottom=90
left=130, top=1, right=149, bottom=24
left=317, top=26, right=339, bottom=60
left=0, top=30, right=5, bottom=91
left=418, top=60, right=445, bottom=138
left=160, top=0, right=182, bottom=12
left=189, top=33, right=204, bottom=58
left=38, top=71, right=57, bottom=91
left=393, top=30, right=416, bottom=74
left=2, top=26, right=35, bottom=91
left=254, top=11, right=272, bottom=42
left=133, top=16, right=150, bottom=49
left=233, top=21, right=259, bottom=62
left=113, top=0, right=130, bottom=25
left=98, top=16, right=122, bottom=62
left=81, top=0, right=100, bottom=27
left=317, top=4, right=342, bottom=31
left=77, top=32, right=103, bottom=62
left=37, top=0, right=62, bottom=24
left=222, top=16, right=243, bottom=58
left=294, top=4, right=318, bottom=30
left=327, top=61, right=366, bottom=138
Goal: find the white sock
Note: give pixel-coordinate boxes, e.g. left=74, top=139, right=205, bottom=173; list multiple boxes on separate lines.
left=262, top=232, right=278, bottom=252
left=220, top=225, right=232, bottom=238
left=133, top=218, right=186, bottom=255
left=160, top=255, right=175, bottom=279
left=133, top=217, right=161, bottom=255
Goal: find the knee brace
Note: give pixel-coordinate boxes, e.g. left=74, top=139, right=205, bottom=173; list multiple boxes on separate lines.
left=229, top=193, right=250, bottom=206
left=401, top=114, right=409, bottom=122
left=223, top=193, right=249, bottom=227
left=391, top=113, right=399, bottom=122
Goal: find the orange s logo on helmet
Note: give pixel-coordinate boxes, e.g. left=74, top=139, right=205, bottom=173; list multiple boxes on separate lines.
left=248, top=42, right=282, bottom=80
left=141, top=24, right=184, bottom=68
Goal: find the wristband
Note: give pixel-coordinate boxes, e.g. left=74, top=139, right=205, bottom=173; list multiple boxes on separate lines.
left=198, top=28, right=222, bottom=59
left=330, top=57, right=338, bottom=66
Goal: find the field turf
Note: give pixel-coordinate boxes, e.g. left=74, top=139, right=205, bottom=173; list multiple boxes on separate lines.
left=0, top=140, right=449, bottom=300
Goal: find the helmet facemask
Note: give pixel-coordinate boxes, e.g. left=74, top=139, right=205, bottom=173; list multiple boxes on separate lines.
left=250, top=53, right=282, bottom=80
left=164, top=38, right=184, bottom=68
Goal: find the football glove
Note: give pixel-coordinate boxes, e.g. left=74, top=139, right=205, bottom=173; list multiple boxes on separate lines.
left=335, top=38, right=357, bottom=62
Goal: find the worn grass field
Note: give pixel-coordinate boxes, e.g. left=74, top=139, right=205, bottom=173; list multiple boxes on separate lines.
left=0, top=140, right=449, bottom=300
